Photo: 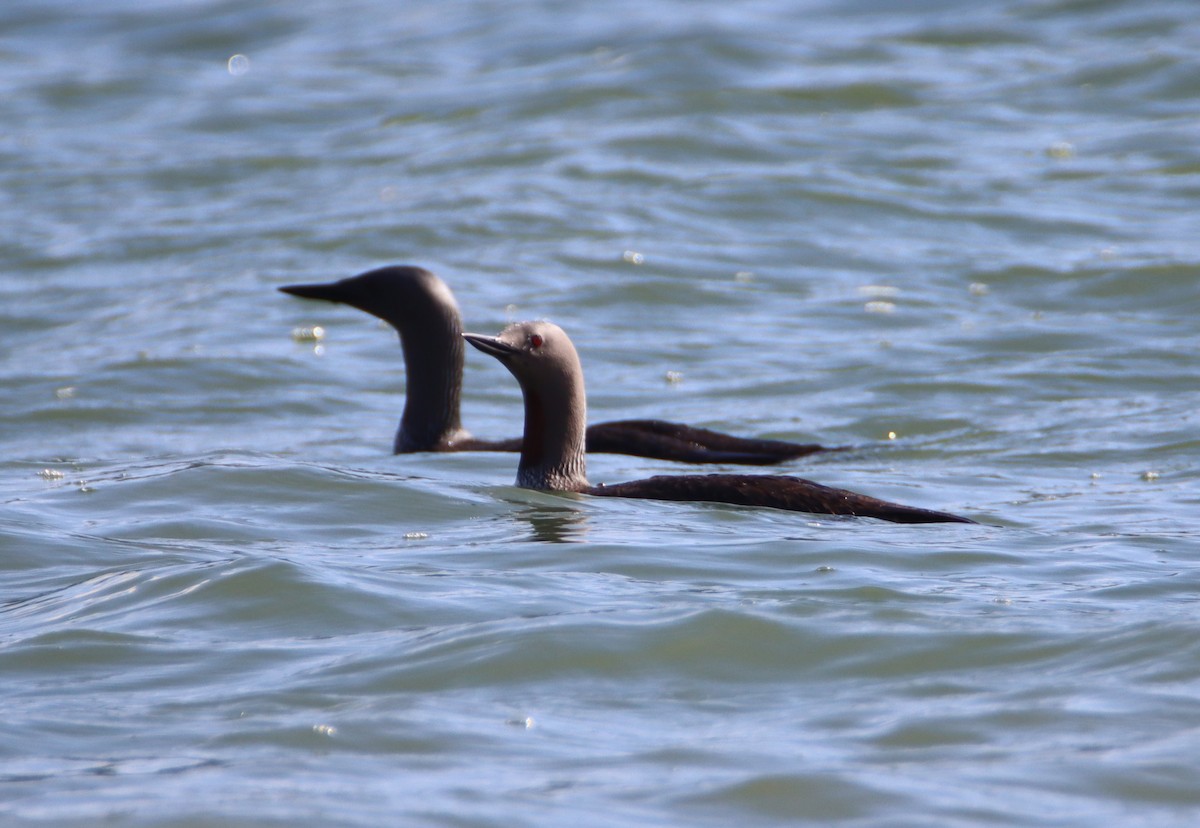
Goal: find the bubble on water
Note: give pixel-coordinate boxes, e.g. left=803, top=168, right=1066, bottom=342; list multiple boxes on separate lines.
left=1140, top=470, right=1160, bottom=481
left=857, top=285, right=899, bottom=298
left=664, top=370, right=684, bottom=384
left=39, top=469, right=65, bottom=481
left=227, top=54, right=251, bottom=76
left=55, top=386, right=76, bottom=400
left=291, top=325, right=325, bottom=343
left=1046, top=141, right=1074, bottom=159
left=622, top=250, right=644, bottom=265
left=312, top=724, right=336, bottom=737
left=969, top=282, right=989, bottom=296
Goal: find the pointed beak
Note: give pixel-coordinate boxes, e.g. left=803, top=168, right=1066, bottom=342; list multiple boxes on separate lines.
left=463, top=332, right=519, bottom=360
left=278, top=281, right=349, bottom=303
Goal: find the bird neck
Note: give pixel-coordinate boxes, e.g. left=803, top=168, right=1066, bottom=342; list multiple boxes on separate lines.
left=516, top=369, right=589, bottom=492
left=394, top=307, right=465, bottom=452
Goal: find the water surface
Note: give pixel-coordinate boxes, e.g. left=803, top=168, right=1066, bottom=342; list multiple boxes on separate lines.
left=2, top=0, right=1199, bottom=825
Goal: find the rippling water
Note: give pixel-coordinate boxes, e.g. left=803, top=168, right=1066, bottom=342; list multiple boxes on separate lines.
left=3, top=0, right=1199, bottom=825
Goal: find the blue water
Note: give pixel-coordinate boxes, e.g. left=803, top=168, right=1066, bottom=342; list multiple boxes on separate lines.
left=2, top=0, right=1199, bottom=825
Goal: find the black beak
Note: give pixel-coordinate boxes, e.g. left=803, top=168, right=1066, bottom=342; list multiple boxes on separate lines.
left=278, top=281, right=350, bottom=303
left=462, top=332, right=519, bottom=359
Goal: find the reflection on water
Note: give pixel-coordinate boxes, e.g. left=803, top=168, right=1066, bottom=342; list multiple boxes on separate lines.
left=515, top=503, right=591, bottom=544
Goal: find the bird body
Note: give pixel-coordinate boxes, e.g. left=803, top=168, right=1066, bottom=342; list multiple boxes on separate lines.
left=463, top=321, right=974, bottom=525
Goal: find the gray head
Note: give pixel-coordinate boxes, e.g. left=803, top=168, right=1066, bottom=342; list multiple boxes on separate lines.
left=463, top=321, right=589, bottom=492
left=279, top=265, right=466, bottom=452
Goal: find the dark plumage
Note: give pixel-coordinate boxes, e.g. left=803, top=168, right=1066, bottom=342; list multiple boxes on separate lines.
left=280, top=265, right=831, bottom=463
left=464, top=321, right=976, bottom=525
left=590, top=474, right=970, bottom=524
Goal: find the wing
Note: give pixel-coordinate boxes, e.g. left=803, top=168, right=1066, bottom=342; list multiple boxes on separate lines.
left=588, top=473, right=974, bottom=524
left=585, top=419, right=836, bottom=465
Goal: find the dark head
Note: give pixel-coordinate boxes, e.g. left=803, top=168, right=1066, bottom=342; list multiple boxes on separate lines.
left=280, top=266, right=466, bottom=453
left=463, top=321, right=589, bottom=491
left=278, top=265, right=460, bottom=331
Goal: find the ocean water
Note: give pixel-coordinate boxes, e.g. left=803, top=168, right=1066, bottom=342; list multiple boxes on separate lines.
left=2, top=0, right=1199, bottom=825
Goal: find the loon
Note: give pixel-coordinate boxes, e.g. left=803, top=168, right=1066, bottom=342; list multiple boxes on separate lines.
left=463, top=320, right=974, bottom=524
left=280, top=265, right=833, bottom=464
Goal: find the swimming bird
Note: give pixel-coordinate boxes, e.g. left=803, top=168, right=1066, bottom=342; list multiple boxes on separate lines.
left=464, top=321, right=975, bottom=524
left=280, top=265, right=831, bottom=464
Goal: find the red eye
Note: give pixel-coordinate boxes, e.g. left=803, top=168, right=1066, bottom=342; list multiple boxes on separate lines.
left=530, top=334, right=544, bottom=349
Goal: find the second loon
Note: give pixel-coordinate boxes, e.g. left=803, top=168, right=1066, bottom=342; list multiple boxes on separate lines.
left=464, top=320, right=975, bottom=524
